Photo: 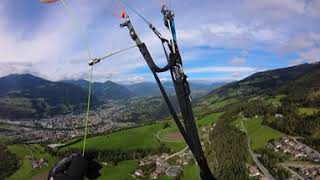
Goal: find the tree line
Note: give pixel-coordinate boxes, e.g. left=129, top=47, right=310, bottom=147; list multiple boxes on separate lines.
left=0, top=143, right=19, bottom=179
left=257, top=148, right=290, bottom=179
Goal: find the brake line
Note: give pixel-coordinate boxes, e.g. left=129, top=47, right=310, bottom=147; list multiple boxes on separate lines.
left=118, top=0, right=151, bottom=26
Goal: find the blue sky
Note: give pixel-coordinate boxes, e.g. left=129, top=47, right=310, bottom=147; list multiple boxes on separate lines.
left=0, top=0, right=320, bottom=84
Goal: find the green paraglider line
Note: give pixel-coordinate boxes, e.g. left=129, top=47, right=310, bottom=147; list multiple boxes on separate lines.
left=59, top=0, right=94, bottom=157
left=82, top=65, right=93, bottom=156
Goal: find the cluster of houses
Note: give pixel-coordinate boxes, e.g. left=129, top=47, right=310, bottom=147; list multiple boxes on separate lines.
left=132, top=151, right=193, bottom=179
left=26, top=156, right=48, bottom=169
left=269, top=137, right=320, bottom=163
left=291, top=166, right=320, bottom=179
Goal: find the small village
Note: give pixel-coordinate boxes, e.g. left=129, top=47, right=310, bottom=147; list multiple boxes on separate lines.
left=269, top=137, right=320, bottom=163
left=132, top=150, right=194, bottom=179
left=269, top=137, right=320, bottom=179
left=291, top=167, right=320, bottom=179
left=26, top=156, right=48, bottom=169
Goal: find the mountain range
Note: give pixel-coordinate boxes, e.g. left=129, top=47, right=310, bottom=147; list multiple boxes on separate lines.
left=1, top=62, right=319, bottom=119
left=0, top=73, right=218, bottom=119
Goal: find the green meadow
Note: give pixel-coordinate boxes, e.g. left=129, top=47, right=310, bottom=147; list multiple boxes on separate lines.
left=196, top=112, right=223, bottom=127
left=298, top=107, right=320, bottom=115
left=98, top=160, right=138, bottom=180
left=64, top=123, right=185, bottom=152
left=242, top=118, right=284, bottom=150
left=7, top=144, right=58, bottom=180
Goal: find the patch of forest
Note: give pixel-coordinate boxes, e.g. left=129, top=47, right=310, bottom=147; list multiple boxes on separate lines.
left=206, top=107, right=249, bottom=180
left=0, top=142, right=20, bottom=179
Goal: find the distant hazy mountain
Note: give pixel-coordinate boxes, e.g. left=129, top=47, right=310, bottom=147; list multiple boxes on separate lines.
left=0, top=74, right=97, bottom=119
left=125, top=82, right=161, bottom=97
left=64, top=80, right=134, bottom=101
left=126, top=81, right=224, bottom=97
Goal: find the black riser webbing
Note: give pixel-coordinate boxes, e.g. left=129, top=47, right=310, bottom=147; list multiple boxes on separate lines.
left=121, top=16, right=216, bottom=180
left=170, top=73, right=215, bottom=180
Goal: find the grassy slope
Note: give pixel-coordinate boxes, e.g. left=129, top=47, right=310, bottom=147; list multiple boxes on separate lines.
left=241, top=118, right=284, bottom=150
left=182, top=164, right=200, bottom=180
left=0, top=135, right=11, bottom=143
left=159, top=112, right=222, bottom=136
left=208, top=98, right=238, bottom=109
left=7, top=144, right=57, bottom=180
left=64, top=123, right=184, bottom=152
left=197, top=112, right=223, bottom=127
left=157, top=164, right=200, bottom=180
left=267, top=94, right=286, bottom=106
left=298, top=107, right=320, bottom=115
left=0, top=123, right=17, bottom=129
left=98, top=160, right=138, bottom=180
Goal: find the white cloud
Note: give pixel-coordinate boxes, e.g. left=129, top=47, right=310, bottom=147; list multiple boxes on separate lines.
left=300, top=48, right=320, bottom=62
left=229, top=57, right=246, bottom=65
left=242, top=0, right=306, bottom=20
left=275, top=32, right=320, bottom=54
left=122, top=75, right=146, bottom=84
left=290, top=47, right=320, bottom=65
left=1, top=0, right=320, bottom=82
left=177, top=22, right=286, bottom=50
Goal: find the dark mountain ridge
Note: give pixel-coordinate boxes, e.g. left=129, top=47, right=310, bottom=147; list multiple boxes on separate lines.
left=0, top=74, right=49, bottom=96
left=0, top=74, right=97, bottom=119
left=210, top=63, right=320, bottom=98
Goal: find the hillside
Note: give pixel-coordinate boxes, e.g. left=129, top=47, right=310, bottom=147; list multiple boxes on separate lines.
left=0, top=74, right=97, bottom=119
left=65, top=80, right=134, bottom=101
left=210, top=63, right=320, bottom=98
left=205, top=63, right=320, bottom=179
